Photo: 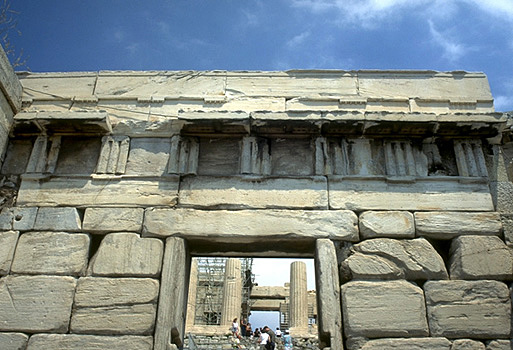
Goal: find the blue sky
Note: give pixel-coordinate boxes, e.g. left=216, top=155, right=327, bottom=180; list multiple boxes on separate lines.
left=6, top=1, right=513, bottom=110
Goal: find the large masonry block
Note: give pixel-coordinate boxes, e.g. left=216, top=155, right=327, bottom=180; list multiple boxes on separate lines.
left=70, top=303, right=157, bottom=335
left=82, top=207, right=144, bottom=233
left=449, top=236, right=513, bottom=280
left=12, top=207, right=38, bottom=231
left=341, top=238, right=448, bottom=280
left=26, top=334, right=153, bottom=350
left=0, top=332, right=29, bottom=350
left=0, top=275, right=76, bottom=332
left=34, top=207, right=82, bottom=231
left=359, top=211, right=415, bottom=239
left=74, top=277, right=160, bottom=307
left=346, top=337, right=452, bottom=350
left=486, top=340, right=512, bottom=350
left=179, top=176, right=328, bottom=209
left=425, top=280, right=511, bottom=338
left=0, top=231, right=18, bottom=275
left=89, top=232, right=163, bottom=277
left=143, top=208, right=359, bottom=243
left=415, top=211, right=502, bottom=239
left=11, top=231, right=90, bottom=276
left=341, top=280, right=429, bottom=338
left=451, top=339, right=485, bottom=350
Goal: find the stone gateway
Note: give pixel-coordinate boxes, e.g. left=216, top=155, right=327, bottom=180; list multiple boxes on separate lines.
left=0, top=44, right=512, bottom=349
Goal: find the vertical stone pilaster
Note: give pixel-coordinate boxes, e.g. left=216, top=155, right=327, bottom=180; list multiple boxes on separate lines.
left=26, top=135, right=61, bottom=173
left=241, top=136, right=270, bottom=175
left=220, top=258, right=242, bottom=327
left=384, top=140, right=418, bottom=176
left=185, top=259, right=198, bottom=330
left=154, top=237, right=190, bottom=350
left=96, top=135, right=130, bottom=174
left=289, top=261, right=308, bottom=331
left=168, top=135, right=199, bottom=175
left=315, top=239, right=343, bottom=350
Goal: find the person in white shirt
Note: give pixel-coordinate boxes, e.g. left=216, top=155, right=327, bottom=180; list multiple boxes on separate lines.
left=259, top=330, right=269, bottom=350
left=275, top=328, right=282, bottom=337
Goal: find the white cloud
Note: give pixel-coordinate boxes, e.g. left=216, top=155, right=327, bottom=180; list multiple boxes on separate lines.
left=428, top=20, right=468, bottom=63
left=286, top=31, right=311, bottom=49
left=252, top=258, right=316, bottom=290
left=465, top=0, right=513, bottom=19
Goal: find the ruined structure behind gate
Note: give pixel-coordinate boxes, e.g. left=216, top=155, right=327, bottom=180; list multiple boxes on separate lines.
left=0, top=44, right=512, bottom=349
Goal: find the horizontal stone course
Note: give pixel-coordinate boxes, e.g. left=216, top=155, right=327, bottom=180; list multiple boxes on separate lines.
left=341, top=280, right=428, bottom=338
left=0, top=275, right=76, bottom=333
left=425, top=280, right=511, bottom=339
left=34, top=207, right=82, bottom=231
left=143, top=208, right=359, bottom=242
left=82, top=207, right=144, bottom=233
left=11, top=231, right=90, bottom=276
left=415, top=211, right=502, bottom=239
left=358, top=211, right=415, bottom=239
left=26, top=334, right=153, bottom=350
left=346, top=337, right=452, bottom=350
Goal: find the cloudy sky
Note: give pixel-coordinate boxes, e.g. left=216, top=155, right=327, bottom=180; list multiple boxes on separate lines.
left=6, top=0, right=513, bottom=111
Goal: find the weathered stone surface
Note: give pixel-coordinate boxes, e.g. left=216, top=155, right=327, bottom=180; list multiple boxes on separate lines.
left=346, top=337, right=452, bottom=350
left=415, top=211, right=502, bottom=239
left=501, top=214, right=513, bottom=246
left=315, top=239, right=343, bottom=350
left=34, top=207, right=82, bottom=232
left=0, top=231, right=18, bottom=275
left=74, top=277, right=159, bottom=307
left=11, top=231, right=90, bottom=276
left=12, top=207, right=37, bottom=231
left=125, top=138, right=172, bottom=176
left=0, top=45, right=22, bottom=113
left=179, top=176, right=328, bottom=209
left=197, top=138, right=241, bottom=175
left=70, top=303, right=157, bottom=335
left=143, top=208, right=359, bottom=242
left=82, top=207, right=144, bottom=233
left=359, top=211, right=415, bottom=238
left=449, top=236, right=513, bottom=280
left=26, top=334, right=153, bottom=350
left=18, top=72, right=97, bottom=100
left=485, top=340, right=512, bottom=350
left=0, top=275, right=76, bottom=332
left=340, top=253, right=404, bottom=281
left=0, top=209, right=13, bottom=230
left=17, top=176, right=179, bottom=207
left=490, top=181, right=513, bottom=213
left=89, top=232, right=163, bottom=277
left=0, top=332, right=29, bottom=350
left=451, top=339, right=485, bottom=350
left=329, top=178, right=494, bottom=211
left=344, top=238, right=448, bottom=280
left=425, top=280, right=511, bottom=338
left=341, top=280, right=428, bottom=338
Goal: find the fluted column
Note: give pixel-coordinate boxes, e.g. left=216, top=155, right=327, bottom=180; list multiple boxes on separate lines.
left=185, top=259, right=198, bottom=330
left=220, top=258, right=242, bottom=326
left=290, top=261, right=308, bottom=331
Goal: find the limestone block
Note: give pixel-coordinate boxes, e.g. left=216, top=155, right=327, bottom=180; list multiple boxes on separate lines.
left=0, top=332, right=29, bottom=350
left=346, top=337, right=451, bottom=350
left=415, top=211, right=502, bottom=239
left=0, top=139, right=33, bottom=174
left=329, top=178, right=494, bottom=211
left=424, top=280, right=511, bottom=338
left=197, top=138, right=241, bottom=176
left=34, top=207, right=82, bottom=232
left=0, top=45, right=22, bottom=112
left=179, top=176, right=328, bottom=209
left=74, top=277, right=159, bottom=307
left=89, top=232, right=163, bottom=277
left=451, top=339, right=485, bottom=350
left=70, top=303, right=157, bottom=335
left=54, top=137, right=101, bottom=174
left=26, top=334, right=153, bottom=350
left=11, top=231, right=90, bottom=276
left=12, top=207, right=38, bottom=231
left=491, top=181, right=513, bottom=213
left=0, top=275, right=76, bottom=332
left=0, top=231, right=18, bottom=275
left=340, top=253, right=404, bottom=281
left=346, top=238, right=448, bottom=280
left=449, top=236, right=513, bottom=280
left=19, top=72, right=97, bottom=100
left=0, top=209, right=13, bottom=230
left=143, top=208, right=359, bottom=242
left=82, top=207, right=144, bottom=233
left=17, top=176, right=179, bottom=207
left=270, top=138, right=314, bottom=176
left=501, top=214, right=513, bottom=246
left=125, top=138, right=172, bottom=176
left=341, top=280, right=429, bottom=338
left=486, top=340, right=512, bottom=350
left=359, top=211, right=415, bottom=238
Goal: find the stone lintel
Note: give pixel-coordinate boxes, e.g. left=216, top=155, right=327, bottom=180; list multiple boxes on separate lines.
left=17, top=175, right=179, bottom=207
left=12, top=111, right=112, bottom=136
left=250, top=286, right=289, bottom=299
left=329, top=176, right=494, bottom=211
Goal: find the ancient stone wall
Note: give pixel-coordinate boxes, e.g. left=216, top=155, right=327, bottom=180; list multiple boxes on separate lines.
left=0, top=63, right=511, bottom=350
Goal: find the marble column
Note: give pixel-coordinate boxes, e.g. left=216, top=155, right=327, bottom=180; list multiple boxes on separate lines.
left=220, top=258, right=242, bottom=326
left=185, top=258, right=198, bottom=330
left=289, top=261, right=308, bottom=331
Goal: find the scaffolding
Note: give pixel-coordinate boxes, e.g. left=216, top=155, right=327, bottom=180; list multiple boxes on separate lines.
left=193, top=257, right=254, bottom=326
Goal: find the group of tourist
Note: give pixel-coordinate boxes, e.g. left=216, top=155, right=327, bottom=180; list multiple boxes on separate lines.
left=231, top=318, right=293, bottom=350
